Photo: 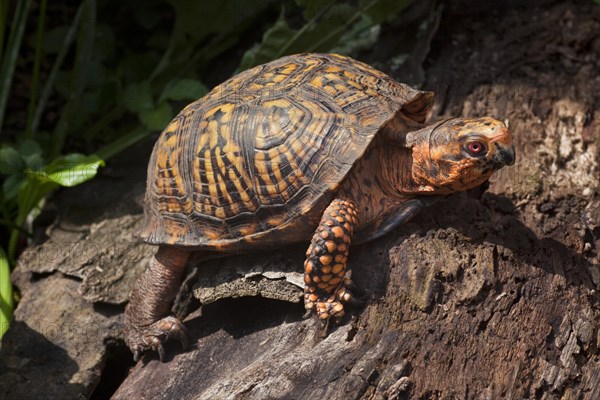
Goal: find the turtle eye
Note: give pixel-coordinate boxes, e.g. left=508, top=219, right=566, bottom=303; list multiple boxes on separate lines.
left=466, top=141, right=486, bottom=156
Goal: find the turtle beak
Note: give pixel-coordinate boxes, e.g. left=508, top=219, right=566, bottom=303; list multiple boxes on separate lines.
left=487, top=124, right=515, bottom=167
left=494, top=143, right=515, bottom=166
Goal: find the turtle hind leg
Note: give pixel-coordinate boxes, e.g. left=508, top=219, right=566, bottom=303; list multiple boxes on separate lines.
left=304, top=198, right=358, bottom=323
left=124, top=246, right=190, bottom=362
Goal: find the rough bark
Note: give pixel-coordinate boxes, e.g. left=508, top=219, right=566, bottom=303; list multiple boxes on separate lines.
left=1, top=1, right=600, bottom=399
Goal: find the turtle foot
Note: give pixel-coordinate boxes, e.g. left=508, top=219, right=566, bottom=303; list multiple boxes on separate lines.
left=304, top=280, right=355, bottom=321
left=126, top=316, right=189, bottom=362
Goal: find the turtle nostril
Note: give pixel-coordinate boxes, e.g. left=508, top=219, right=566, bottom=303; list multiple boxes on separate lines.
left=498, top=145, right=515, bottom=166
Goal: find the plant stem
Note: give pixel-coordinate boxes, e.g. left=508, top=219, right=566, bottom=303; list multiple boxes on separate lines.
left=82, top=106, right=124, bottom=140
left=50, top=0, right=96, bottom=159
left=274, top=3, right=330, bottom=59
left=25, top=0, right=48, bottom=139
left=0, top=0, right=8, bottom=62
left=0, top=246, right=13, bottom=337
left=95, top=127, right=150, bottom=161
left=31, top=2, right=84, bottom=135
left=0, top=0, right=33, bottom=135
left=149, top=20, right=179, bottom=82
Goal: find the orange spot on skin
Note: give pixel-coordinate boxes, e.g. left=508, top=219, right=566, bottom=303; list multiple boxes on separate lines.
left=305, top=246, right=313, bottom=257
left=319, top=255, right=332, bottom=265
left=305, top=261, right=314, bottom=274
left=321, top=274, right=332, bottom=282
left=331, top=226, right=344, bottom=238
left=338, top=243, right=347, bottom=252
left=321, top=266, right=332, bottom=274
left=329, top=277, right=342, bottom=286
left=325, top=241, right=336, bottom=253
left=332, top=264, right=345, bottom=274
left=320, top=231, right=329, bottom=239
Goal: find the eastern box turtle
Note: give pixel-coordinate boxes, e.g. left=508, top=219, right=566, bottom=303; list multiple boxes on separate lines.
left=125, top=53, right=515, bottom=360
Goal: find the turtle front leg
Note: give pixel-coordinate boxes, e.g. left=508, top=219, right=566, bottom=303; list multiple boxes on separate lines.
left=125, top=246, right=190, bottom=361
left=304, top=198, right=357, bottom=321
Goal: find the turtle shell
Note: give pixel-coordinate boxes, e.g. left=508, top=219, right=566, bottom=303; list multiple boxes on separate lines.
left=137, top=53, right=433, bottom=251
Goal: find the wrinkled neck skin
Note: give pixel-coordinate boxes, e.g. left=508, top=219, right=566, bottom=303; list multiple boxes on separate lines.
left=370, top=115, right=435, bottom=196
left=339, top=133, right=434, bottom=237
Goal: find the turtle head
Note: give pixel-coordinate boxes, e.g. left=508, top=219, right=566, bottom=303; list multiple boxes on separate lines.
left=404, top=117, right=515, bottom=194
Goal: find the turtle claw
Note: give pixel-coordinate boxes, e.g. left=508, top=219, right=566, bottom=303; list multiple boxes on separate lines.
left=157, top=342, right=165, bottom=362
left=133, top=349, right=142, bottom=363
left=126, top=315, right=189, bottom=362
left=302, top=309, right=314, bottom=320
left=317, top=316, right=331, bottom=338
left=305, top=283, right=355, bottom=325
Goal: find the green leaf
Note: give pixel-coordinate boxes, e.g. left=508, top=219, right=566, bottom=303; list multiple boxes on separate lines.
left=168, top=0, right=272, bottom=41
left=296, top=0, right=336, bottom=19
left=0, top=147, right=23, bottom=175
left=238, top=10, right=297, bottom=72
left=296, top=2, right=370, bottom=53
left=239, top=0, right=411, bottom=72
left=139, top=102, right=173, bottom=131
left=119, top=51, right=161, bottom=80
left=238, top=3, right=359, bottom=71
left=42, top=26, right=69, bottom=54
left=160, top=79, right=207, bottom=102
left=93, top=24, right=115, bottom=61
left=133, top=5, right=162, bottom=30
left=17, top=139, right=44, bottom=170
left=122, top=82, right=154, bottom=113
left=82, top=59, right=106, bottom=87
left=2, top=174, right=24, bottom=201
left=331, top=23, right=380, bottom=56
left=360, top=0, right=412, bottom=24
left=25, top=154, right=105, bottom=187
